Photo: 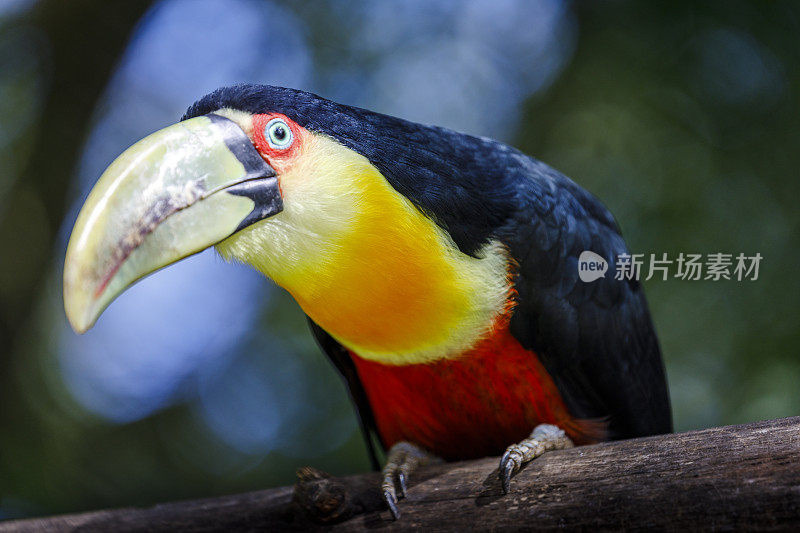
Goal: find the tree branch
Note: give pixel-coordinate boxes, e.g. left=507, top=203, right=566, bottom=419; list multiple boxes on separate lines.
left=3, top=417, right=799, bottom=531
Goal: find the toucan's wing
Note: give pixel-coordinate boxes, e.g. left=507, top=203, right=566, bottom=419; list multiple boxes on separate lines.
left=504, top=158, right=672, bottom=439
left=306, top=317, right=382, bottom=470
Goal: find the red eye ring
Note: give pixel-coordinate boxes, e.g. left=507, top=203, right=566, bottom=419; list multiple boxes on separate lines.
left=252, top=113, right=301, bottom=160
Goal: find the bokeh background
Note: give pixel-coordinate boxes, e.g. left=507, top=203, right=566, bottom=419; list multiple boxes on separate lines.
left=1, top=0, right=798, bottom=520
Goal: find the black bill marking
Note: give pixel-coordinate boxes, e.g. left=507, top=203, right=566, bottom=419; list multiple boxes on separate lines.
left=97, top=180, right=206, bottom=298
left=207, top=113, right=276, bottom=180
left=206, top=113, right=284, bottom=232
left=226, top=177, right=284, bottom=232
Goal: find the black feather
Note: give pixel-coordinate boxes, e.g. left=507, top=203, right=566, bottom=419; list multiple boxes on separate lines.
left=500, top=158, right=672, bottom=437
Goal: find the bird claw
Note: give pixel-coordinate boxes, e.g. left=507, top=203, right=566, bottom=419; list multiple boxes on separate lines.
left=381, top=457, right=405, bottom=520
left=398, top=471, right=407, bottom=498
left=499, top=424, right=573, bottom=495
left=499, top=447, right=522, bottom=494
left=380, top=441, right=440, bottom=520
left=382, top=486, right=400, bottom=520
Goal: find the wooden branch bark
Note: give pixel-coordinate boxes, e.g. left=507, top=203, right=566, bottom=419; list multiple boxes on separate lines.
left=3, top=417, right=799, bottom=532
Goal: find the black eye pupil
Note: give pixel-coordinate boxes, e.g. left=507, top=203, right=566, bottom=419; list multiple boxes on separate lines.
left=273, top=126, right=286, bottom=141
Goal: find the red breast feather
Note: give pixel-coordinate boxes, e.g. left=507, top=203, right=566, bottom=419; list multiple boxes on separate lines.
left=351, top=324, right=607, bottom=460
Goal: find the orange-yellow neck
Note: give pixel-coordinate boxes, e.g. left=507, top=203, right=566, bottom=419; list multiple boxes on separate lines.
left=217, top=132, right=510, bottom=364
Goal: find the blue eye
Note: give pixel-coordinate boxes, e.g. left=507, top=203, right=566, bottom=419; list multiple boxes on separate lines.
left=265, top=118, right=293, bottom=150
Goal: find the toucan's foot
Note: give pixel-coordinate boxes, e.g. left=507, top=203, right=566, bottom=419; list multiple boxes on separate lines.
left=381, top=441, right=441, bottom=520
left=499, top=423, right=573, bottom=494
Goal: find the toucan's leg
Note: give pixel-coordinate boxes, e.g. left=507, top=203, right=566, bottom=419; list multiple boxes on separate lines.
left=381, top=441, right=442, bottom=520
left=499, top=424, right=574, bottom=494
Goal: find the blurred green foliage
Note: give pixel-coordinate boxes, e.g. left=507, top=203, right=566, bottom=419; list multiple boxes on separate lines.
left=1, top=0, right=799, bottom=520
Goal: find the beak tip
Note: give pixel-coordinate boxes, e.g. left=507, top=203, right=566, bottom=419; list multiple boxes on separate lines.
left=64, top=306, right=91, bottom=335
left=70, top=318, right=91, bottom=335
left=63, top=284, right=98, bottom=334
left=66, top=308, right=97, bottom=335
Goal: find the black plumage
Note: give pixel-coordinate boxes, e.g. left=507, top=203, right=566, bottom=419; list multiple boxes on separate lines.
left=185, top=84, right=672, bottom=451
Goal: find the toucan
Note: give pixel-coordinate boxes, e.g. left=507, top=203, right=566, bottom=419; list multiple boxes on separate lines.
left=64, top=84, right=672, bottom=519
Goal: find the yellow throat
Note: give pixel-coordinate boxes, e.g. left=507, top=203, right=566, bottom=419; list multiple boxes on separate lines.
left=216, top=131, right=510, bottom=365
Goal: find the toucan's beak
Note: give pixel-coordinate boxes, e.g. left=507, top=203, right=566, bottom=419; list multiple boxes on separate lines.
left=64, top=114, right=282, bottom=333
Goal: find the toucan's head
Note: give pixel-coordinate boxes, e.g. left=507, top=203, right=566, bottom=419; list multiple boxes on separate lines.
left=64, top=85, right=513, bottom=363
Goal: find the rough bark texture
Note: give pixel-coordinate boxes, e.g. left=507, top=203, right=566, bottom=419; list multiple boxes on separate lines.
left=3, top=417, right=799, bottom=532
